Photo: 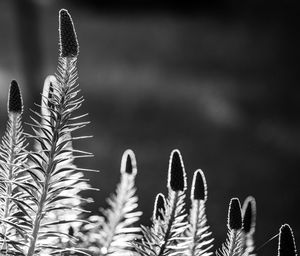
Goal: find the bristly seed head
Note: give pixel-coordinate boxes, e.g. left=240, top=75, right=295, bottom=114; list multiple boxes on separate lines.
left=168, top=149, right=187, bottom=192
left=121, top=149, right=137, bottom=175
left=59, top=9, right=79, bottom=57
left=153, top=193, right=166, bottom=221
left=191, top=169, right=207, bottom=201
left=8, top=80, right=23, bottom=114
left=242, top=196, right=256, bottom=234
left=278, top=224, right=298, bottom=256
left=228, top=198, right=243, bottom=230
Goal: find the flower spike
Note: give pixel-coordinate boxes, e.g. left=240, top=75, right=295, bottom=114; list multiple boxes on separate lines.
left=168, top=149, right=187, bottom=192
left=120, top=149, right=137, bottom=175
left=135, top=150, right=188, bottom=256
left=8, top=80, right=23, bottom=114
left=59, top=9, right=79, bottom=57
left=184, top=169, right=213, bottom=256
left=191, top=169, right=207, bottom=201
left=89, top=149, right=141, bottom=255
left=278, top=224, right=298, bottom=256
left=218, top=198, right=244, bottom=256
left=153, top=193, right=166, bottom=221
left=228, top=198, right=243, bottom=230
left=242, top=196, right=256, bottom=234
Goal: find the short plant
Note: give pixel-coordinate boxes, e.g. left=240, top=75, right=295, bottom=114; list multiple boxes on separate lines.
left=0, top=9, right=297, bottom=256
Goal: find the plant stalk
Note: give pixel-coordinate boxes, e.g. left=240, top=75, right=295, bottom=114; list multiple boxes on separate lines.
left=158, top=191, right=179, bottom=256
left=1, top=114, right=18, bottom=255
left=27, top=58, right=71, bottom=256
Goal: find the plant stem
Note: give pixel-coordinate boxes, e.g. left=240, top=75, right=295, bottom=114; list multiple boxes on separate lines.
left=190, top=200, right=201, bottom=256
left=1, top=114, right=18, bottom=254
left=228, top=231, right=237, bottom=256
left=26, top=123, right=59, bottom=256
left=26, top=58, right=71, bottom=256
left=103, top=176, right=128, bottom=253
left=158, top=191, right=179, bottom=256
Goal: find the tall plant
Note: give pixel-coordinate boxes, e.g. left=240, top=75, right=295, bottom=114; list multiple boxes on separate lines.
left=0, top=8, right=298, bottom=256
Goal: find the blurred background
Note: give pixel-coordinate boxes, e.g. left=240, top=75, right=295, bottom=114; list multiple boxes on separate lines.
left=0, top=0, right=299, bottom=254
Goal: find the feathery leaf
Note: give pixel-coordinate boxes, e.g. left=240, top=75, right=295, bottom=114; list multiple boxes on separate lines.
left=134, top=150, right=188, bottom=256
left=0, top=80, right=28, bottom=255
left=85, top=150, right=141, bottom=256
left=24, top=9, right=90, bottom=256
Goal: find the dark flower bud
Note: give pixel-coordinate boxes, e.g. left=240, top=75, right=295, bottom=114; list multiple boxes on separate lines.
left=121, top=149, right=137, bottom=175
left=191, top=169, right=207, bottom=201
left=278, top=224, right=297, bottom=256
left=228, top=198, right=243, bottom=230
left=59, top=9, right=79, bottom=57
left=8, top=80, right=23, bottom=114
left=242, top=196, right=256, bottom=234
left=48, top=82, right=55, bottom=110
left=68, top=225, right=74, bottom=237
left=168, top=149, right=187, bottom=192
left=153, top=193, right=166, bottom=221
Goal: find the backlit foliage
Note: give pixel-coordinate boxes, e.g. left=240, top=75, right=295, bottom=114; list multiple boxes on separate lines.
left=0, top=8, right=297, bottom=256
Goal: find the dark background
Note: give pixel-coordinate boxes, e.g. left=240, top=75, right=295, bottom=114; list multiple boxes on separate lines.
left=0, top=0, right=299, bottom=254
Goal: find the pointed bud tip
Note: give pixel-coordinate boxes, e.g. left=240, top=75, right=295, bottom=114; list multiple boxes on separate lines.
left=242, top=196, right=256, bottom=234
left=68, top=225, right=74, bottom=237
left=59, top=9, right=79, bottom=57
left=191, top=169, right=207, bottom=201
left=228, top=198, right=243, bottom=230
left=153, top=193, right=166, bottom=220
left=8, top=80, right=23, bottom=114
left=121, top=149, right=137, bottom=175
left=278, top=224, right=298, bottom=256
left=168, top=149, right=187, bottom=192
